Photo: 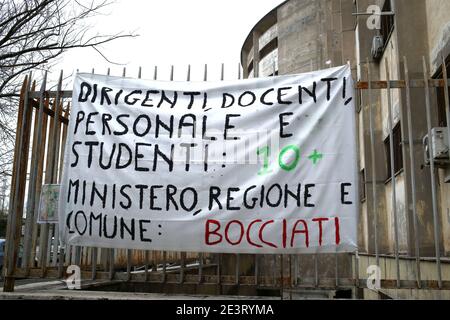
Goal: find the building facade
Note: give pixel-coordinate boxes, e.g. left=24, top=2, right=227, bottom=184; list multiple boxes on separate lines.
left=241, top=0, right=355, bottom=78
left=241, top=0, right=450, bottom=298
left=355, top=0, right=450, bottom=257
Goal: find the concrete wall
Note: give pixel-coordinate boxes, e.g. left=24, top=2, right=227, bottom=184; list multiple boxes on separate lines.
left=425, top=0, right=450, bottom=74
left=354, top=0, right=446, bottom=258
left=241, top=0, right=354, bottom=76
left=241, top=0, right=449, bottom=258
left=424, top=0, right=450, bottom=256
left=354, top=0, right=389, bottom=256
left=378, top=35, right=408, bottom=254
left=276, top=0, right=350, bottom=73
left=238, top=0, right=357, bottom=281
left=277, top=0, right=328, bottom=73
left=239, top=0, right=450, bottom=296
left=358, top=254, right=450, bottom=299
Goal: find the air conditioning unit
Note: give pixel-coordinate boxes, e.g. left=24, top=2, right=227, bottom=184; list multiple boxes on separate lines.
left=423, top=127, right=449, bottom=166
left=371, top=35, right=384, bottom=61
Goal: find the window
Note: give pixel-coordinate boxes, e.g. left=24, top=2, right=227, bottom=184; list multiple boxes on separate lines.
left=436, top=56, right=449, bottom=127
left=259, top=47, right=278, bottom=77
left=380, top=0, right=395, bottom=46
left=384, top=122, right=403, bottom=179
left=360, top=169, right=366, bottom=202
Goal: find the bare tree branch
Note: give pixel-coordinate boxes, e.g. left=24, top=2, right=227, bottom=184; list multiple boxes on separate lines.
left=0, top=0, right=137, bottom=184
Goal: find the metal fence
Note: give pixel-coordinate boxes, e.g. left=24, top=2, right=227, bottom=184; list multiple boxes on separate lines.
left=2, top=56, right=450, bottom=298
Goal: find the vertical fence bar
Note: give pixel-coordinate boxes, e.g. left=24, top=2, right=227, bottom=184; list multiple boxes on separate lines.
left=179, top=64, right=190, bottom=285
left=216, top=63, right=225, bottom=286
left=422, top=56, right=442, bottom=288
left=59, top=106, right=69, bottom=278
left=91, top=243, right=97, bottom=280
left=314, top=254, right=319, bottom=287
left=253, top=59, right=270, bottom=286
left=120, top=66, right=133, bottom=282
left=403, top=56, right=421, bottom=288
left=217, top=253, right=222, bottom=286
left=144, top=249, right=150, bottom=281
left=134, top=65, right=150, bottom=282
left=235, top=62, right=241, bottom=286
left=161, top=65, right=174, bottom=284
left=288, top=254, right=292, bottom=300
left=33, top=104, right=49, bottom=271
left=273, top=59, right=284, bottom=295
left=29, top=80, right=43, bottom=273
left=46, top=229, right=53, bottom=266
left=50, top=71, right=63, bottom=269
left=70, top=243, right=76, bottom=266
left=126, top=247, right=132, bottom=280
left=39, top=81, right=52, bottom=269
left=75, top=245, right=81, bottom=267
left=52, top=226, right=59, bottom=268
left=146, top=66, right=159, bottom=279
left=335, top=254, right=339, bottom=288
left=198, top=64, right=207, bottom=284
left=88, top=69, right=98, bottom=280
left=3, top=74, right=32, bottom=292
left=28, top=79, right=40, bottom=272
left=39, top=72, right=54, bottom=277
left=64, top=245, right=71, bottom=271
left=161, top=251, right=167, bottom=283
left=79, top=70, right=93, bottom=272
left=270, top=254, right=281, bottom=287
left=354, top=250, right=360, bottom=296
left=235, top=253, right=240, bottom=286
left=442, top=54, right=450, bottom=163
left=21, top=73, right=38, bottom=273
left=254, top=254, right=259, bottom=286
left=329, top=55, right=339, bottom=290
left=151, top=66, right=159, bottom=275
left=353, top=69, right=363, bottom=295
left=280, top=254, right=283, bottom=300
left=350, top=61, right=359, bottom=294
left=367, top=58, right=379, bottom=266
left=58, top=106, right=70, bottom=185
left=310, top=59, right=319, bottom=289
left=385, top=60, right=401, bottom=288
left=108, top=246, right=114, bottom=280
left=106, top=67, right=115, bottom=281
left=442, top=55, right=450, bottom=288
left=115, top=67, right=130, bottom=279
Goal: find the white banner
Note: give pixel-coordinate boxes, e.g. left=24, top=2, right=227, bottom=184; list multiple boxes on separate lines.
left=58, top=65, right=358, bottom=254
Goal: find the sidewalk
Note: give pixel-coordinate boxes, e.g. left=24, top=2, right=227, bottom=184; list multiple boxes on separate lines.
left=0, top=279, right=279, bottom=300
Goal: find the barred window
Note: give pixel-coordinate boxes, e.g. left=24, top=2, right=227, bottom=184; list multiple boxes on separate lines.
left=384, top=122, right=403, bottom=179
left=380, top=0, right=395, bottom=47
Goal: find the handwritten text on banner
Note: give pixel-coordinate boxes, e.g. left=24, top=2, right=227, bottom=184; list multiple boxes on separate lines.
left=58, top=65, right=358, bottom=254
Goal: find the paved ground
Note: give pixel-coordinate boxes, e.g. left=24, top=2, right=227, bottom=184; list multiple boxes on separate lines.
left=0, top=278, right=280, bottom=300
left=0, top=277, right=59, bottom=288
left=0, top=289, right=280, bottom=300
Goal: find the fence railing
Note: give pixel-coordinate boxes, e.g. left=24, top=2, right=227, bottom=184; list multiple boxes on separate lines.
left=2, top=56, right=450, bottom=298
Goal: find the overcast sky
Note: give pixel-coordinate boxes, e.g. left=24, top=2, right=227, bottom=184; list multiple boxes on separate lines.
left=54, top=0, right=285, bottom=83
